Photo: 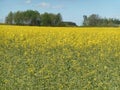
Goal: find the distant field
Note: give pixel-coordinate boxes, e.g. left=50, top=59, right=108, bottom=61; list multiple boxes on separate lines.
left=0, top=25, right=120, bottom=89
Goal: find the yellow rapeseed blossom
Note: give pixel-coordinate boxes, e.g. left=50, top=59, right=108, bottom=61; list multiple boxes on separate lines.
left=0, top=25, right=120, bottom=89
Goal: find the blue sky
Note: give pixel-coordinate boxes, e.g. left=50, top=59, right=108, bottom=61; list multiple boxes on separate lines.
left=0, top=0, right=120, bottom=25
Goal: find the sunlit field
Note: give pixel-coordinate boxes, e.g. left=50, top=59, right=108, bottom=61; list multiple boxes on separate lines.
left=0, top=25, right=120, bottom=89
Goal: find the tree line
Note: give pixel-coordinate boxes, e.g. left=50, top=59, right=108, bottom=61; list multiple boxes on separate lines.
left=83, top=14, right=120, bottom=27
left=5, top=10, right=120, bottom=27
left=5, top=10, right=77, bottom=26
left=5, top=10, right=63, bottom=26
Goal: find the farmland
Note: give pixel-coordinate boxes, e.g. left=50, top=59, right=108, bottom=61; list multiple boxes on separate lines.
left=0, top=25, right=120, bottom=89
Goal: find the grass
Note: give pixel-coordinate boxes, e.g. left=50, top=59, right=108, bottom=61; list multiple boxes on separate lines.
left=0, top=25, right=120, bottom=90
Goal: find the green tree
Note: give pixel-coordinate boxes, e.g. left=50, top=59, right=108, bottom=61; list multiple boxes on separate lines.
left=5, top=11, right=14, bottom=24
left=21, top=10, right=40, bottom=25
left=14, top=11, right=24, bottom=25
left=83, top=15, right=88, bottom=26
left=41, top=13, right=62, bottom=26
left=82, top=14, right=120, bottom=27
left=48, top=13, right=56, bottom=26
left=41, top=13, right=52, bottom=26
left=55, top=13, right=62, bottom=26
left=87, top=14, right=100, bottom=26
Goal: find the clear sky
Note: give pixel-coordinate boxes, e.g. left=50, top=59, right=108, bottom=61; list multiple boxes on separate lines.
left=0, top=0, right=120, bottom=25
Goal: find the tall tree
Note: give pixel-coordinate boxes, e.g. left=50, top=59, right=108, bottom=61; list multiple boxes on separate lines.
left=83, top=15, right=88, bottom=26
left=14, top=11, right=24, bottom=25
left=87, top=14, right=100, bottom=26
left=55, top=13, right=62, bottom=26
left=5, top=11, right=14, bottom=24
left=41, top=13, right=51, bottom=26
left=21, top=10, right=40, bottom=25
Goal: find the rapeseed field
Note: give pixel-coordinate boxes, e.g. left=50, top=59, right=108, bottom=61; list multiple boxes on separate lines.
left=0, top=25, right=120, bottom=89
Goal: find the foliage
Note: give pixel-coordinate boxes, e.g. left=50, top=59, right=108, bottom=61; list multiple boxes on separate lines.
left=61, top=22, right=77, bottom=27
left=5, top=11, right=14, bottom=24
left=5, top=10, right=63, bottom=26
left=0, top=25, right=120, bottom=89
left=83, top=14, right=120, bottom=26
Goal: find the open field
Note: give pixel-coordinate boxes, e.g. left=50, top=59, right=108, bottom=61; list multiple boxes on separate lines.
left=0, top=25, right=120, bottom=89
